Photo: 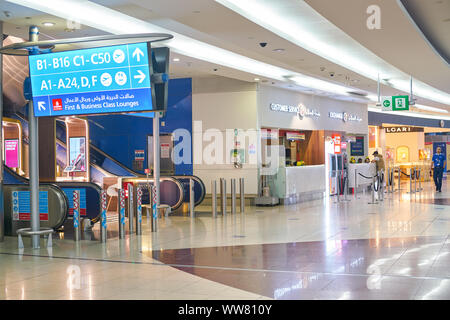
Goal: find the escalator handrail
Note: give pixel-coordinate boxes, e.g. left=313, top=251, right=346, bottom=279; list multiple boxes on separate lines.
left=53, top=181, right=102, bottom=223
left=172, top=175, right=206, bottom=206
left=90, top=144, right=142, bottom=177
left=5, top=183, right=69, bottom=230
left=121, top=176, right=185, bottom=211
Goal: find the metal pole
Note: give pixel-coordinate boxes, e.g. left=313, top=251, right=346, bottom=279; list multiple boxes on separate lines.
left=100, top=190, right=107, bottom=243
left=371, top=175, right=376, bottom=204
left=136, top=187, right=142, bottom=235
left=29, top=26, right=40, bottom=249
left=189, top=178, right=195, bottom=218
left=118, top=189, right=125, bottom=239
left=379, top=171, right=384, bottom=201
left=334, top=170, right=340, bottom=203
left=354, top=169, right=358, bottom=199
left=419, top=168, right=422, bottom=192
left=239, top=178, right=245, bottom=213
left=414, top=166, right=417, bottom=193
left=73, top=190, right=81, bottom=242
left=153, top=112, right=161, bottom=210
left=231, top=179, right=236, bottom=214
left=221, top=178, right=227, bottom=215
left=151, top=185, right=157, bottom=232
left=397, top=167, right=401, bottom=192
left=409, top=168, right=414, bottom=194
left=211, top=180, right=217, bottom=218
left=127, top=183, right=134, bottom=233
left=0, top=21, right=4, bottom=242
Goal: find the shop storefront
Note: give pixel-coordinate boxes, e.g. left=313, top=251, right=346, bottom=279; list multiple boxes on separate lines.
left=192, top=77, right=369, bottom=204
left=257, top=86, right=369, bottom=204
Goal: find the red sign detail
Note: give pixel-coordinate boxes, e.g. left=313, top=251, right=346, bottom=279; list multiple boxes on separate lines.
left=52, top=98, right=63, bottom=111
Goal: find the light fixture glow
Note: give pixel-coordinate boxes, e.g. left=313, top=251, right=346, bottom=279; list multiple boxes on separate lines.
left=215, top=0, right=450, bottom=107
left=172, top=58, right=180, bottom=62
left=6, top=0, right=363, bottom=101
left=42, top=21, right=55, bottom=27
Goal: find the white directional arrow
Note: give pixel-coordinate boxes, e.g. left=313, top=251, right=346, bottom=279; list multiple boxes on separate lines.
left=132, top=48, right=144, bottom=62
left=133, top=70, right=146, bottom=83
left=38, top=101, right=46, bottom=111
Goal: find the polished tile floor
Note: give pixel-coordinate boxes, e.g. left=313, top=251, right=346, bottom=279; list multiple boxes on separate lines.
left=0, top=180, right=449, bottom=300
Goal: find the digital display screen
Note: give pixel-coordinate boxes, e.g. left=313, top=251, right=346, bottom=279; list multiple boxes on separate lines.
left=5, top=139, right=19, bottom=168
left=28, top=42, right=154, bottom=117
left=69, top=137, right=86, bottom=172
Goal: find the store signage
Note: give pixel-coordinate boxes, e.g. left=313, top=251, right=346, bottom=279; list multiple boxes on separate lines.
left=328, top=111, right=362, bottom=122
left=384, top=126, right=424, bottom=133
left=270, top=103, right=299, bottom=113
left=332, top=134, right=341, bottom=154
left=381, top=95, right=409, bottom=111
left=261, top=129, right=278, bottom=139
left=286, top=132, right=305, bottom=140
left=270, top=103, right=320, bottom=118
left=28, top=42, right=154, bottom=117
left=298, top=104, right=320, bottom=118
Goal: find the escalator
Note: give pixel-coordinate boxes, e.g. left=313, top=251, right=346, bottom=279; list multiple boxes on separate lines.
left=4, top=111, right=206, bottom=215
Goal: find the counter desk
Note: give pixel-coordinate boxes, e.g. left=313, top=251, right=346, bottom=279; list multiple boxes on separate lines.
left=272, top=165, right=325, bottom=204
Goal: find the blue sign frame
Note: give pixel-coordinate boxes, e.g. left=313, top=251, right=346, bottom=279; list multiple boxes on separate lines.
left=28, top=42, right=157, bottom=117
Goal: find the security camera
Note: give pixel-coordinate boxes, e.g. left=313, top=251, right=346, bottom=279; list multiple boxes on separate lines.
left=259, top=42, right=267, bottom=48
left=329, top=72, right=335, bottom=77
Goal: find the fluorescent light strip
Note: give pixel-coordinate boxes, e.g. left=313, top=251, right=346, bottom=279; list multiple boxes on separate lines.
left=215, top=0, right=450, bottom=106
left=7, top=0, right=358, bottom=98
left=368, top=106, right=450, bottom=120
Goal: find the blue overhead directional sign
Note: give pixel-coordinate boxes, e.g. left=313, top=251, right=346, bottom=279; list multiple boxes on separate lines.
left=28, top=42, right=154, bottom=117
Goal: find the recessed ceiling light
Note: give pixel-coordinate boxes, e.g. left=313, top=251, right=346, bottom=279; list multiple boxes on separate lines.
left=173, top=58, right=180, bottom=62
left=42, top=21, right=55, bottom=27
left=273, top=48, right=285, bottom=52
left=254, top=78, right=260, bottom=81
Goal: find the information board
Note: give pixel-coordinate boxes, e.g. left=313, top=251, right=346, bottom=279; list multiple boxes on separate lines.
left=28, top=42, right=154, bottom=117
left=350, top=136, right=364, bottom=156
left=12, top=191, right=49, bottom=221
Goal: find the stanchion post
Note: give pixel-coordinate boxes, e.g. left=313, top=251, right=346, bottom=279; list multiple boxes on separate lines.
left=414, top=166, right=417, bottom=193
left=118, top=189, right=125, bottom=239
left=127, top=183, right=134, bottom=233
left=211, top=180, right=217, bottom=218
left=73, top=190, right=81, bottom=242
left=190, top=178, right=195, bottom=218
left=354, top=169, right=358, bottom=199
left=231, top=179, right=236, bottom=214
left=151, top=185, right=157, bottom=232
left=397, top=167, right=401, bottom=192
left=100, top=190, right=107, bottom=243
left=136, top=187, right=142, bottom=235
left=220, top=178, right=227, bottom=215
left=239, top=178, right=245, bottom=213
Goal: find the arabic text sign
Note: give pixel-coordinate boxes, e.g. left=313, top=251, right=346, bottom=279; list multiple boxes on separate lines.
left=28, top=42, right=153, bottom=117
left=12, top=191, right=49, bottom=221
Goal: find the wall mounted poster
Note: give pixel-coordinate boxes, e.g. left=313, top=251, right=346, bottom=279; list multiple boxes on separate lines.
left=69, top=137, right=86, bottom=172
left=350, top=136, right=364, bottom=156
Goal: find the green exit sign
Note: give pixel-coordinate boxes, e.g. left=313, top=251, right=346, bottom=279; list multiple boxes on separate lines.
left=381, top=95, right=409, bottom=111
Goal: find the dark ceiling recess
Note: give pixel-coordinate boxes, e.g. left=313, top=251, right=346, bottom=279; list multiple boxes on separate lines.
left=399, top=0, right=450, bottom=65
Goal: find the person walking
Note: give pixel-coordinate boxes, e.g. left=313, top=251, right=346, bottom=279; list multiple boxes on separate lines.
left=432, top=147, right=446, bottom=192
